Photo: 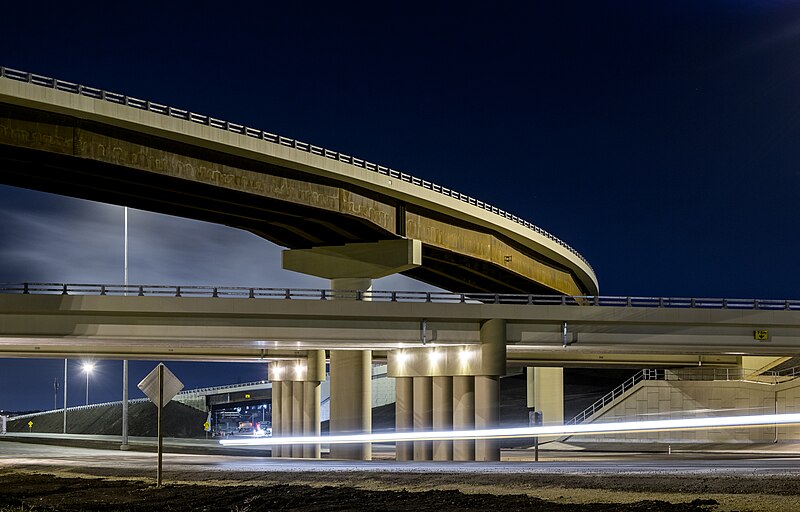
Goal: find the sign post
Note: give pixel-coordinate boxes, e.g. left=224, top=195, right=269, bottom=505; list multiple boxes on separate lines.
left=138, top=363, right=183, bottom=487
left=27, top=420, right=33, bottom=432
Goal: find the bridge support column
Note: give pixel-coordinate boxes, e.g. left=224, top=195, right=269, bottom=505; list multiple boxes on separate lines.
left=270, top=351, right=326, bottom=459
left=452, top=375, right=475, bottom=461
left=330, top=349, right=372, bottom=460
left=281, top=377, right=293, bottom=457
left=526, top=367, right=564, bottom=425
left=282, top=241, right=422, bottom=461
left=302, top=350, right=326, bottom=459
left=413, top=376, right=433, bottom=460
left=329, top=278, right=373, bottom=461
left=475, top=375, right=500, bottom=461
left=271, top=380, right=283, bottom=458
left=395, top=377, right=414, bottom=461
left=291, top=381, right=304, bottom=457
left=475, top=318, right=506, bottom=462
left=433, top=376, right=453, bottom=461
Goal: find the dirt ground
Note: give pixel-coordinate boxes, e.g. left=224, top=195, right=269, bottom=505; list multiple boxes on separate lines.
left=0, top=469, right=726, bottom=512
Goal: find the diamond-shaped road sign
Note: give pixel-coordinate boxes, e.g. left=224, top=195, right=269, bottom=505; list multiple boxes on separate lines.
left=138, top=363, right=184, bottom=407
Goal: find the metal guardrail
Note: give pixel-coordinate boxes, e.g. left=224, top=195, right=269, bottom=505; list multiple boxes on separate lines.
left=566, top=365, right=800, bottom=425
left=3, top=283, right=800, bottom=310
left=0, top=66, right=594, bottom=275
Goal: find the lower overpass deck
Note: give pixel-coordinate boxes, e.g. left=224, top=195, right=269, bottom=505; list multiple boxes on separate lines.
left=0, top=283, right=797, bottom=365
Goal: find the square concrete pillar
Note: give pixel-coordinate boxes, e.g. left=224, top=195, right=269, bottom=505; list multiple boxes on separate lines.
left=395, top=376, right=414, bottom=461
left=291, top=381, right=304, bottom=457
left=475, top=375, right=500, bottom=462
left=433, top=376, right=453, bottom=461
left=413, top=376, right=433, bottom=460
left=453, top=376, right=475, bottom=461
left=527, top=367, right=564, bottom=425
left=271, top=381, right=282, bottom=458
left=302, top=381, right=321, bottom=458
left=281, top=379, right=293, bottom=458
left=330, top=349, right=372, bottom=460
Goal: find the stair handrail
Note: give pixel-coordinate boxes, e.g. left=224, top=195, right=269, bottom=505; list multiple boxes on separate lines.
left=565, top=369, right=664, bottom=425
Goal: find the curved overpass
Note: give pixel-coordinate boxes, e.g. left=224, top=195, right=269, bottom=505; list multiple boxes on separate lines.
left=0, top=68, right=597, bottom=295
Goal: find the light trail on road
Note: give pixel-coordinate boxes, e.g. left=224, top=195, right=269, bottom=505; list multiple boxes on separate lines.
left=219, top=412, right=800, bottom=446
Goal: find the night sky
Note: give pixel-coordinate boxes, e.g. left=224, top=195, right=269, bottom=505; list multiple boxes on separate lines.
left=3, top=1, right=800, bottom=411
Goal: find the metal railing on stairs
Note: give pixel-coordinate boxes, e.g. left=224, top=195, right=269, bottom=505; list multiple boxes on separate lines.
left=565, top=369, right=664, bottom=425
left=566, top=365, right=800, bottom=425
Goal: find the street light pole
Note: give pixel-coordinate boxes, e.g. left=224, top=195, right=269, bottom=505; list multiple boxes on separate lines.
left=122, top=206, right=130, bottom=450
left=63, top=359, right=67, bottom=433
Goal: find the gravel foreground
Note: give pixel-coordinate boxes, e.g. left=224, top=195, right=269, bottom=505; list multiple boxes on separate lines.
left=0, top=470, right=725, bottom=512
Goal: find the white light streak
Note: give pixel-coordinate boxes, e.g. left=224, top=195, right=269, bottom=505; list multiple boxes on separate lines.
left=219, top=412, right=800, bottom=447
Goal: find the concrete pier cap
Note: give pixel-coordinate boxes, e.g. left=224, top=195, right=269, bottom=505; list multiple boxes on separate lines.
left=282, top=239, right=422, bottom=279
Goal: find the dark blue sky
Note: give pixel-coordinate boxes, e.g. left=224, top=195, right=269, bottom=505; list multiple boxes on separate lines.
left=3, top=1, right=800, bottom=411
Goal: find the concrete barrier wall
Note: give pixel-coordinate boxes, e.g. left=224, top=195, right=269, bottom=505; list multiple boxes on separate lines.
left=577, top=379, right=800, bottom=443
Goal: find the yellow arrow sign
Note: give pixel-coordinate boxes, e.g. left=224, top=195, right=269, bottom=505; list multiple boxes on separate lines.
left=203, top=421, right=211, bottom=431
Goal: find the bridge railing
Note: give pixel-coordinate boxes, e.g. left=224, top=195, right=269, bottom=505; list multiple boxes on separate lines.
left=2, top=283, right=800, bottom=310
left=0, top=66, right=594, bottom=275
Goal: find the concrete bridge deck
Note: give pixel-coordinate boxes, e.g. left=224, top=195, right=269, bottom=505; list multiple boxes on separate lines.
left=0, top=67, right=596, bottom=296
left=0, top=283, right=796, bottom=365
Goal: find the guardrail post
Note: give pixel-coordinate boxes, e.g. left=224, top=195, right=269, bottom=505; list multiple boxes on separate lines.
left=285, top=289, right=292, bottom=299
left=460, top=294, right=466, bottom=303
left=785, top=300, right=791, bottom=310
left=391, top=291, right=397, bottom=302
left=175, top=286, right=181, bottom=297
left=426, top=292, right=431, bottom=302
left=626, top=296, right=632, bottom=307
left=249, top=288, right=255, bottom=299
left=22, top=283, right=29, bottom=294
left=138, top=286, right=144, bottom=296
left=321, top=290, right=327, bottom=300
left=212, top=287, right=218, bottom=298
left=690, top=298, right=696, bottom=307
left=658, top=297, right=664, bottom=307
left=494, top=293, right=500, bottom=304
left=62, top=284, right=68, bottom=295
left=722, top=298, right=728, bottom=309
left=100, top=285, right=106, bottom=296
left=754, top=299, right=760, bottom=310
left=593, top=295, right=599, bottom=306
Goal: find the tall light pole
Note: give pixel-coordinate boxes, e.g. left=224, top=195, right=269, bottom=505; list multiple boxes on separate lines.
left=121, top=206, right=130, bottom=450
left=62, top=359, right=68, bottom=433
left=82, top=362, right=95, bottom=405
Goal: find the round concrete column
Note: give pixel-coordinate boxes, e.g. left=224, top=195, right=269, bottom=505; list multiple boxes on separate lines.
left=329, top=278, right=373, bottom=461
left=452, top=376, right=475, bottom=461
left=433, top=376, right=453, bottom=461
left=475, top=375, right=500, bottom=461
left=271, top=380, right=283, bottom=458
left=302, top=380, right=321, bottom=458
left=412, top=376, right=433, bottom=460
left=291, top=380, right=304, bottom=458
left=281, top=379, right=293, bottom=458
left=395, top=376, right=414, bottom=461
